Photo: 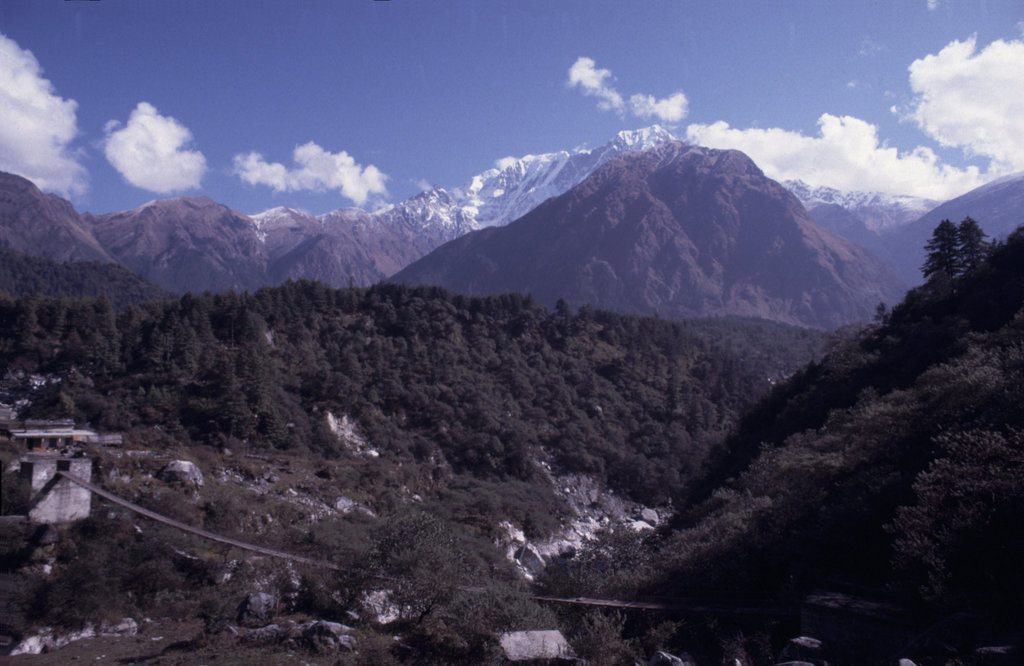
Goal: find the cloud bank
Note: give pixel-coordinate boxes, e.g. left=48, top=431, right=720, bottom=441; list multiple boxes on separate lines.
left=686, top=114, right=984, bottom=200
left=104, top=102, right=207, bottom=193
left=568, top=57, right=688, bottom=123
left=233, top=142, right=388, bottom=206
left=0, top=34, right=87, bottom=197
left=903, top=35, right=1024, bottom=173
left=684, top=35, right=1024, bottom=199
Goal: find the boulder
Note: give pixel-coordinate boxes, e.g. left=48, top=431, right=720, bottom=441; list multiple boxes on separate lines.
left=334, top=496, right=357, bottom=513
left=9, top=632, right=49, bottom=656
left=302, top=620, right=355, bottom=652
left=500, top=630, right=574, bottom=662
left=100, top=617, right=138, bottom=637
left=641, top=508, right=660, bottom=525
left=514, top=543, right=546, bottom=575
left=237, top=592, right=276, bottom=624
left=648, top=650, right=698, bottom=665
left=158, top=460, right=204, bottom=488
left=243, top=623, right=283, bottom=644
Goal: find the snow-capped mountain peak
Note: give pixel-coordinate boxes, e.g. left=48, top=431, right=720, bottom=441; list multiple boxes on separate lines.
left=455, top=125, right=677, bottom=228
left=610, top=124, right=677, bottom=151
left=249, top=206, right=319, bottom=243
left=252, top=125, right=680, bottom=239
left=784, top=179, right=937, bottom=232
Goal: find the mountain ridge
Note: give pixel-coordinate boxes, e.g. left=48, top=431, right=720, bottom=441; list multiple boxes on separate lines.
left=394, top=141, right=907, bottom=329
left=13, top=126, right=1016, bottom=325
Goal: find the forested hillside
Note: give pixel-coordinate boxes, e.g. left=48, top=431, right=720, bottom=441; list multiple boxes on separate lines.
left=0, top=281, right=821, bottom=508
left=0, top=246, right=171, bottom=309
left=538, top=222, right=1024, bottom=662
left=0, top=281, right=827, bottom=663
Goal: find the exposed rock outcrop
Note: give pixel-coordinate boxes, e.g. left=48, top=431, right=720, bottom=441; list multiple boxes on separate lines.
left=302, top=620, right=355, bottom=652
left=499, top=629, right=575, bottom=662
left=236, top=591, right=276, bottom=625
left=158, top=460, right=204, bottom=488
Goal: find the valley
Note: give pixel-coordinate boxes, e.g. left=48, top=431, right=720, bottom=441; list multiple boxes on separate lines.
left=1, top=129, right=1022, bottom=664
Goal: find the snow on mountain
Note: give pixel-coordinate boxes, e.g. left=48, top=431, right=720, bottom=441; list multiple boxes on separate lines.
left=250, top=206, right=320, bottom=242
left=394, top=141, right=907, bottom=330
left=376, top=187, right=475, bottom=239
left=784, top=180, right=936, bottom=232
left=456, top=125, right=678, bottom=228
left=248, top=125, right=679, bottom=259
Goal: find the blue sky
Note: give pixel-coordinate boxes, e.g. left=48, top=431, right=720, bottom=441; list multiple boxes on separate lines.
left=1, top=0, right=1022, bottom=215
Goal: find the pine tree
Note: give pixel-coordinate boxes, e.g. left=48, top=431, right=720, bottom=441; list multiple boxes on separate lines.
left=922, top=219, right=962, bottom=281
left=957, top=216, right=989, bottom=274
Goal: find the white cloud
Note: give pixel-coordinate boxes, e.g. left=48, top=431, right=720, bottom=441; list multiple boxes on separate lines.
left=686, top=114, right=986, bottom=199
left=103, top=102, right=206, bottom=193
left=567, top=57, right=624, bottom=112
left=903, top=35, right=1024, bottom=172
left=568, top=56, right=689, bottom=124
left=233, top=141, right=388, bottom=206
left=0, top=33, right=87, bottom=197
left=927, top=0, right=941, bottom=10
left=629, top=92, right=689, bottom=123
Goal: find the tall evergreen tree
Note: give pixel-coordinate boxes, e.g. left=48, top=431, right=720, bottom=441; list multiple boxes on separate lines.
left=922, top=219, right=962, bottom=281
left=957, top=216, right=989, bottom=274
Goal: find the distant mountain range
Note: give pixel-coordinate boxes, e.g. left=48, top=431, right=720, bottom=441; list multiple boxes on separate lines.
left=393, top=142, right=906, bottom=329
left=784, top=174, right=1024, bottom=285
left=0, top=127, right=678, bottom=295
left=2, top=126, right=1023, bottom=327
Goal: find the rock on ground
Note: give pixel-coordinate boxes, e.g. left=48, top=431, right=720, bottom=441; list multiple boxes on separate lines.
left=158, top=460, right=204, bottom=488
left=236, top=592, right=276, bottom=624
left=500, top=630, right=574, bottom=661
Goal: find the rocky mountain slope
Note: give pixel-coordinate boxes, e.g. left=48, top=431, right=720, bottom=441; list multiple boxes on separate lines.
left=785, top=179, right=936, bottom=234
left=83, top=197, right=269, bottom=294
left=455, top=125, right=677, bottom=228
left=394, top=141, right=907, bottom=329
left=14, top=126, right=1014, bottom=315
left=251, top=126, right=678, bottom=285
left=785, top=179, right=937, bottom=286
left=0, top=172, right=113, bottom=264
left=0, top=128, right=679, bottom=295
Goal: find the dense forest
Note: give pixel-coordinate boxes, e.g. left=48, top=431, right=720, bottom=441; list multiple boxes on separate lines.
left=0, top=281, right=821, bottom=507
left=0, top=246, right=171, bottom=309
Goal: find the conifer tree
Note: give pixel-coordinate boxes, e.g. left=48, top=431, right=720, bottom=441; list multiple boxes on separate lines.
left=956, top=216, right=989, bottom=274
left=922, top=217, right=991, bottom=282
left=922, top=219, right=961, bottom=281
